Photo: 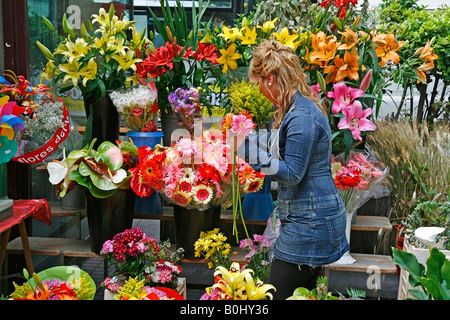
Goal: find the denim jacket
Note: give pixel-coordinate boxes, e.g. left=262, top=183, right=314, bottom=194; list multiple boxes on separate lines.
left=240, top=92, right=349, bottom=266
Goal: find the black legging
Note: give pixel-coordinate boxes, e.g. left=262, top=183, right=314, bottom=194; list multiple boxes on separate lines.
left=266, top=258, right=323, bottom=300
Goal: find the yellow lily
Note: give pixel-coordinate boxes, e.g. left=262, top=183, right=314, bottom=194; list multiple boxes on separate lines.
left=258, top=17, right=278, bottom=33
left=79, top=58, right=98, bottom=86
left=243, top=273, right=276, bottom=300
left=239, top=26, right=257, bottom=45
left=218, top=25, right=242, bottom=42
left=107, top=37, right=127, bottom=56
left=272, top=27, right=299, bottom=49
left=59, top=60, right=82, bottom=87
left=40, top=60, right=59, bottom=83
left=214, top=262, right=251, bottom=293
left=216, top=43, right=242, bottom=73
left=64, top=38, right=90, bottom=63
left=112, top=49, right=141, bottom=72
left=91, top=7, right=109, bottom=26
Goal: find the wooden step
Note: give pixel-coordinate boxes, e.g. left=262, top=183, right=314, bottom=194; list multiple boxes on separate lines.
left=326, top=253, right=397, bottom=274
left=6, top=237, right=101, bottom=259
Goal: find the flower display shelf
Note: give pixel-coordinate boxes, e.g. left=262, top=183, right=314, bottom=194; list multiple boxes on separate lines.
left=103, top=277, right=187, bottom=300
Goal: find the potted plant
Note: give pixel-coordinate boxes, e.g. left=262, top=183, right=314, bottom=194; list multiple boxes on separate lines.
left=46, top=138, right=139, bottom=253
left=100, top=227, right=185, bottom=299
left=393, top=246, right=450, bottom=300
left=36, top=4, right=149, bottom=149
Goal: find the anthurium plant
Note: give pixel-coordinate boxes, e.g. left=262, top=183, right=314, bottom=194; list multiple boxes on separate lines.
left=47, top=139, right=138, bottom=198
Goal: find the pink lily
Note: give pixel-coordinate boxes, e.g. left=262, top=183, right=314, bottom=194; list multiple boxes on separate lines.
left=327, top=82, right=364, bottom=114
left=337, top=100, right=377, bottom=141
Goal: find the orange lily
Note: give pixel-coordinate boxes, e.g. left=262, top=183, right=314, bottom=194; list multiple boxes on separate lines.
left=375, top=33, right=405, bottom=67
left=310, top=33, right=339, bottom=68
left=337, top=26, right=359, bottom=50
left=414, top=39, right=438, bottom=63
left=324, top=48, right=360, bottom=83
left=416, top=61, right=435, bottom=83
left=26, top=284, right=50, bottom=300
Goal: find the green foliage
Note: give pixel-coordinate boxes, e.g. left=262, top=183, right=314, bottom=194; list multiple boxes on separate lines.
left=393, top=246, right=450, bottom=300
left=228, top=80, right=274, bottom=128
left=149, top=0, right=210, bottom=48
left=377, top=0, right=450, bottom=122
left=287, top=276, right=366, bottom=300
left=402, top=193, right=450, bottom=250
left=252, top=0, right=319, bottom=32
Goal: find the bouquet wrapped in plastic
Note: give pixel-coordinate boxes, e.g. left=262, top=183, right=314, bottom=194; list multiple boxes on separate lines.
left=109, top=83, right=158, bottom=132
left=332, top=151, right=388, bottom=264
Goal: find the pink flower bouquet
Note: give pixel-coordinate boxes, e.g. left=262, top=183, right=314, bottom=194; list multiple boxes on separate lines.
left=129, top=111, right=265, bottom=211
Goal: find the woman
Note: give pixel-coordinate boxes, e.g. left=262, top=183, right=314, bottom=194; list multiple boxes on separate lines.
left=241, top=40, right=349, bottom=299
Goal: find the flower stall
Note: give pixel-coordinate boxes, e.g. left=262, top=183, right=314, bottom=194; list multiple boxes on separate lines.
left=2, top=0, right=448, bottom=303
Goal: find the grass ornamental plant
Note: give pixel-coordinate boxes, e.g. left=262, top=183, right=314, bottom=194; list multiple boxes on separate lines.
left=366, top=120, right=450, bottom=226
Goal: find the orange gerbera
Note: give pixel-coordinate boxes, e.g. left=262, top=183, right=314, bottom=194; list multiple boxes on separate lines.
left=238, top=164, right=256, bottom=185
left=375, top=33, right=405, bottom=67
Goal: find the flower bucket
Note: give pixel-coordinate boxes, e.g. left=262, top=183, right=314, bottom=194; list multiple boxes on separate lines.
left=85, top=187, right=135, bottom=254
left=126, top=131, right=164, bottom=216
left=160, top=112, right=179, bottom=147
left=61, top=184, right=86, bottom=210
left=83, top=92, right=120, bottom=150
left=173, top=205, right=221, bottom=259
left=241, top=176, right=274, bottom=221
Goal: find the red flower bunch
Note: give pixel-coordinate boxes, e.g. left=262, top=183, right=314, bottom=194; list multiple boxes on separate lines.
left=135, top=39, right=220, bottom=114
left=129, top=125, right=264, bottom=210
left=101, top=228, right=158, bottom=274
left=332, top=152, right=383, bottom=191
left=319, top=0, right=358, bottom=19
left=136, top=40, right=218, bottom=80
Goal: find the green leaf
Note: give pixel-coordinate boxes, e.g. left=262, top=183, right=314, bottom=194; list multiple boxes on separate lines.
left=426, top=247, right=447, bottom=283
left=417, top=276, right=440, bottom=299
left=442, top=259, right=450, bottom=285
left=392, top=247, right=426, bottom=278
left=97, top=141, right=123, bottom=171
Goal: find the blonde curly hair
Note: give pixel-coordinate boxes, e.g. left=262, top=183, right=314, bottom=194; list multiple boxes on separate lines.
left=248, top=40, right=322, bottom=128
